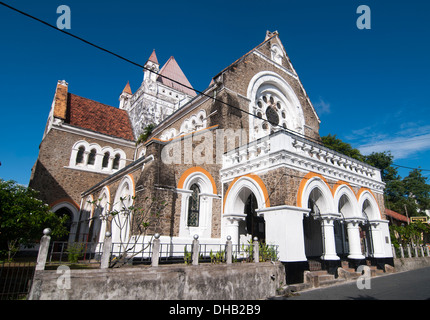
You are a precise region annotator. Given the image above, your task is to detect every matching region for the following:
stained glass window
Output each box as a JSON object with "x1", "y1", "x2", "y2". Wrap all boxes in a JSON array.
[{"x1": 187, "y1": 184, "x2": 200, "y2": 227}]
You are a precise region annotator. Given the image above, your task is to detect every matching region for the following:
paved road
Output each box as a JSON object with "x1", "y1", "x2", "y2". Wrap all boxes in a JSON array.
[{"x1": 275, "y1": 266, "x2": 430, "y2": 300}]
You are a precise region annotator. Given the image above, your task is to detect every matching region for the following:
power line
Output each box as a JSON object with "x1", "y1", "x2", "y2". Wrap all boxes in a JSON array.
[
  {"x1": 0, "y1": 1, "x2": 323, "y2": 146},
  {"x1": 1, "y1": 2, "x2": 429, "y2": 175}
]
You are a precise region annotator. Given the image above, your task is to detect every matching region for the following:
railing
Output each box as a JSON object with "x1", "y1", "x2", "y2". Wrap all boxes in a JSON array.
[
  {"x1": 392, "y1": 243, "x2": 430, "y2": 259},
  {"x1": 36, "y1": 229, "x2": 279, "y2": 270},
  {"x1": 0, "y1": 261, "x2": 36, "y2": 300},
  {"x1": 45, "y1": 241, "x2": 103, "y2": 267}
]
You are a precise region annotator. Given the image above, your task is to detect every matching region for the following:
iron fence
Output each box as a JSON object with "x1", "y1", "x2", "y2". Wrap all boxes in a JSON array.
[
  {"x1": 0, "y1": 261, "x2": 35, "y2": 300},
  {"x1": 46, "y1": 241, "x2": 103, "y2": 267},
  {"x1": 108, "y1": 241, "x2": 279, "y2": 265}
]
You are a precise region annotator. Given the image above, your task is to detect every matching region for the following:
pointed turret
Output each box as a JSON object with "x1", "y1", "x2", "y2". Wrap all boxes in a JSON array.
[
  {"x1": 147, "y1": 49, "x2": 158, "y2": 64},
  {"x1": 144, "y1": 50, "x2": 160, "y2": 83},
  {"x1": 119, "y1": 81, "x2": 132, "y2": 110},
  {"x1": 122, "y1": 81, "x2": 132, "y2": 95}
]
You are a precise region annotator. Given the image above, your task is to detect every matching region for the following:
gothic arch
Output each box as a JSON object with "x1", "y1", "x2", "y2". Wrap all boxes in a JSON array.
[
  {"x1": 333, "y1": 183, "x2": 359, "y2": 219},
  {"x1": 177, "y1": 167, "x2": 217, "y2": 239},
  {"x1": 357, "y1": 189, "x2": 381, "y2": 221},
  {"x1": 111, "y1": 175, "x2": 135, "y2": 244},
  {"x1": 299, "y1": 175, "x2": 335, "y2": 214},
  {"x1": 246, "y1": 71, "x2": 304, "y2": 141}
]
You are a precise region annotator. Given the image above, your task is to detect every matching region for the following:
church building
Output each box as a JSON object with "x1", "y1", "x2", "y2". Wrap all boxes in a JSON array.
[{"x1": 30, "y1": 31, "x2": 393, "y2": 283}]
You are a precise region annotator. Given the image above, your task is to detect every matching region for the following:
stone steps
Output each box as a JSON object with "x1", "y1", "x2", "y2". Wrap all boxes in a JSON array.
[{"x1": 274, "y1": 260, "x2": 392, "y2": 298}]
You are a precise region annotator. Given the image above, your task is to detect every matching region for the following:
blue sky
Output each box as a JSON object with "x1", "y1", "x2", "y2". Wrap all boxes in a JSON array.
[{"x1": 1, "y1": 0, "x2": 429, "y2": 186}]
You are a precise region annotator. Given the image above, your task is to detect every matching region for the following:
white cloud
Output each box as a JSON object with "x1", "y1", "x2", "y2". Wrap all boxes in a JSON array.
[
  {"x1": 358, "y1": 133, "x2": 430, "y2": 159},
  {"x1": 314, "y1": 97, "x2": 331, "y2": 115}
]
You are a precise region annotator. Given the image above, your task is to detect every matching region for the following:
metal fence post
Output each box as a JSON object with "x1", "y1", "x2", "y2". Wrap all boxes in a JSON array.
[
  {"x1": 226, "y1": 236, "x2": 232, "y2": 264},
  {"x1": 100, "y1": 232, "x2": 112, "y2": 269},
  {"x1": 35, "y1": 228, "x2": 51, "y2": 271},
  {"x1": 152, "y1": 233, "x2": 161, "y2": 267},
  {"x1": 192, "y1": 235, "x2": 200, "y2": 266},
  {"x1": 253, "y1": 237, "x2": 259, "y2": 263}
]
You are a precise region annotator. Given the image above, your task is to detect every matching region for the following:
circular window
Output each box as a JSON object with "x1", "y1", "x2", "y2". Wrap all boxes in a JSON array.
[{"x1": 266, "y1": 106, "x2": 279, "y2": 126}]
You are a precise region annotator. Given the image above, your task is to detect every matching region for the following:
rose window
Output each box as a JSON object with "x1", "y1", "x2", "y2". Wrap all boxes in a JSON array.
[{"x1": 254, "y1": 93, "x2": 287, "y2": 134}]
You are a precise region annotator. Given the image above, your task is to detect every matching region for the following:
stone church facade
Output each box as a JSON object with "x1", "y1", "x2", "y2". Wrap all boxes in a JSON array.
[{"x1": 30, "y1": 31, "x2": 393, "y2": 281}]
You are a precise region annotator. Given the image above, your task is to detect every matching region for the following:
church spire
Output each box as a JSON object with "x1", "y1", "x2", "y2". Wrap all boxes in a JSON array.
[
  {"x1": 119, "y1": 81, "x2": 132, "y2": 110},
  {"x1": 147, "y1": 49, "x2": 158, "y2": 64},
  {"x1": 144, "y1": 49, "x2": 160, "y2": 83},
  {"x1": 122, "y1": 81, "x2": 132, "y2": 95}
]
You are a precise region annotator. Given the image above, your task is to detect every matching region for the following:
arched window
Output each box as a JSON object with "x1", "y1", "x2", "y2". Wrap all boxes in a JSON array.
[
  {"x1": 112, "y1": 154, "x2": 120, "y2": 170},
  {"x1": 102, "y1": 152, "x2": 110, "y2": 168},
  {"x1": 187, "y1": 184, "x2": 200, "y2": 227},
  {"x1": 76, "y1": 146, "x2": 85, "y2": 165},
  {"x1": 87, "y1": 149, "x2": 96, "y2": 166}
]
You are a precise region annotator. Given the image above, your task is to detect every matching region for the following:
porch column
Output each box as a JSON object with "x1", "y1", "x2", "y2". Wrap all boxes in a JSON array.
[
  {"x1": 223, "y1": 213, "x2": 246, "y2": 246},
  {"x1": 319, "y1": 213, "x2": 341, "y2": 261},
  {"x1": 369, "y1": 219, "x2": 392, "y2": 258},
  {"x1": 257, "y1": 205, "x2": 309, "y2": 262},
  {"x1": 344, "y1": 218, "x2": 365, "y2": 260}
]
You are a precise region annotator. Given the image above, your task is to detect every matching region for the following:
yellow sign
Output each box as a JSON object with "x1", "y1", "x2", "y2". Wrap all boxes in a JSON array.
[{"x1": 410, "y1": 216, "x2": 429, "y2": 223}]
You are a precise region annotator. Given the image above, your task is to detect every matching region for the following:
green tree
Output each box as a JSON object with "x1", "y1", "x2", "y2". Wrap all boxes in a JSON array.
[
  {"x1": 402, "y1": 169, "x2": 430, "y2": 217},
  {"x1": 321, "y1": 134, "x2": 364, "y2": 162},
  {"x1": 0, "y1": 179, "x2": 68, "y2": 261},
  {"x1": 136, "y1": 123, "x2": 156, "y2": 146}
]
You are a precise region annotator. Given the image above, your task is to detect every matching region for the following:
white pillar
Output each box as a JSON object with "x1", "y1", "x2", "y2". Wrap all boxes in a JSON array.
[
  {"x1": 257, "y1": 205, "x2": 309, "y2": 262},
  {"x1": 345, "y1": 218, "x2": 365, "y2": 260},
  {"x1": 320, "y1": 214, "x2": 340, "y2": 261},
  {"x1": 368, "y1": 220, "x2": 389, "y2": 258},
  {"x1": 223, "y1": 214, "x2": 246, "y2": 246}
]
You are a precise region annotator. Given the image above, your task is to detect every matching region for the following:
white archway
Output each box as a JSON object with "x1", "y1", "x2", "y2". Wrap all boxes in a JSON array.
[
  {"x1": 51, "y1": 201, "x2": 79, "y2": 242},
  {"x1": 111, "y1": 175, "x2": 135, "y2": 244},
  {"x1": 178, "y1": 170, "x2": 216, "y2": 239},
  {"x1": 223, "y1": 176, "x2": 268, "y2": 245}
]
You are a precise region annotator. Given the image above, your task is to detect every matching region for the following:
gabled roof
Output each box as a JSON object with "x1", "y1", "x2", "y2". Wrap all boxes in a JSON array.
[
  {"x1": 385, "y1": 208, "x2": 409, "y2": 223},
  {"x1": 157, "y1": 56, "x2": 196, "y2": 97},
  {"x1": 66, "y1": 93, "x2": 134, "y2": 141}
]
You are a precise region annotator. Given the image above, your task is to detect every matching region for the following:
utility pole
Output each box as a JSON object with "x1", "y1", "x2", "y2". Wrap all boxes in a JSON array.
[{"x1": 404, "y1": 204, "x2": 410, "y2": 225}]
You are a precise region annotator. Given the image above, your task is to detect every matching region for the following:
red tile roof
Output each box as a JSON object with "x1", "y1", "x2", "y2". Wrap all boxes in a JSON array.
[
  {"x1": 385, "y1": 208, "x2": 409, "y2": 223},
  {"x1": 66, "y1": 93, "x2": 134, "y2": 141},
  {"x1": 157, "y1": 56, "x2": 196, "y2": 97}
]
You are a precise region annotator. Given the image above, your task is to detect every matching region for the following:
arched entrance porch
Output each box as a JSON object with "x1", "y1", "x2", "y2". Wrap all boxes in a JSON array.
[{"x1": 223, "y1": 175, "x2": 269, "y2": 245}]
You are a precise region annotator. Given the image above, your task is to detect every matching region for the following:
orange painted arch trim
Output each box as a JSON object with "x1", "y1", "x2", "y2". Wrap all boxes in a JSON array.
[
  {"x1": 49, "y1": 198, "x2": 80, "y2": 211},
  {"x1": 332, "y1": 180, "x2": 354, "y2": 197},
  {"x1": 177, "y1": 166, "x2": 217, "y2": 194},
  {"x1": 296, "y1": 172, "x2": 331, "y2": 208},
  {"x1": 223, "y1": 173, "x2": 271, "y2": 212}
]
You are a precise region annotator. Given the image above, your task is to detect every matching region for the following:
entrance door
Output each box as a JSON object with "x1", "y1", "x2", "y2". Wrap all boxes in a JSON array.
[{"x1": 244, "y1": 193, "x2": 265, "y2": 242}]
